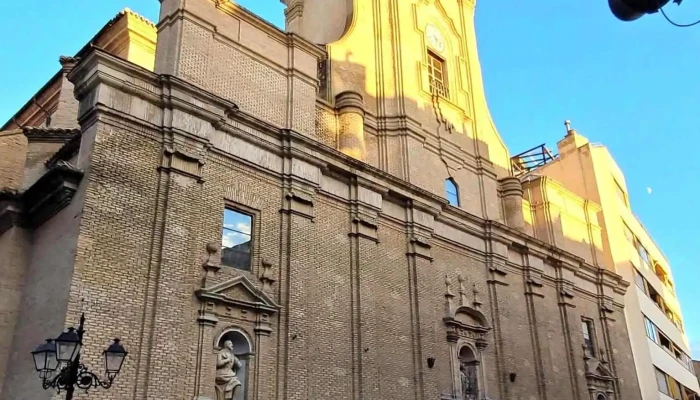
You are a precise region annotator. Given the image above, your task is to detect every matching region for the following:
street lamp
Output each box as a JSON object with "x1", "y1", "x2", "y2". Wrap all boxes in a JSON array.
[{"x1": 30, "y1": 313, "x2": 128, "y2": 400}]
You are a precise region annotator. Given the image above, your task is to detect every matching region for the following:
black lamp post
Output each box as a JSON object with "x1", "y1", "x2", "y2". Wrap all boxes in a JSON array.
[{"x1": 30, "y1": 313, "x2": 128, "y2": 400}]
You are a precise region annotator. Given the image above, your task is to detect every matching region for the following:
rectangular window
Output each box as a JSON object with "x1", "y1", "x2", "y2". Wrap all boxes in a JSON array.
[
  {"x1": 638, "y1": 243, "x2": 650, "y2": 269},
  {"x1": 668, "y1": 376, "x2": 682, "y2": 400},
  {"x1": 644, "y1": 316, "x2": 658, "y2": 343},
  {"x1": 659, "y1": 332, "x2": 672, "y2": 352},
  {"x1": 656, "y1": 368, "x2": 670, "y2": 395},
  {"x1": 221, "y1": 208, "x2": 253, "y2": 270},
  {"x1": 427, "y1": 51, "x2": 449, "y2": 98},
  {"x1": 623, "y1": 223, "x2": 634, "y2": 244},
  {"x1": 634, "y1": 270, "x2": 647, "y2": 293},
  {"x1": 582, "y1": 319, "x2": 596, "y2": 356},
  {"x1": 614, "y1": 178, "x2": 628, "y2": 207}
]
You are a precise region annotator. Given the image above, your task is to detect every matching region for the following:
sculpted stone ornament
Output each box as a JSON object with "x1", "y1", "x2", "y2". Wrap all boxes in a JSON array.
[{"x1": 215, "y1": 340, "x2": 243, "y2": 400}]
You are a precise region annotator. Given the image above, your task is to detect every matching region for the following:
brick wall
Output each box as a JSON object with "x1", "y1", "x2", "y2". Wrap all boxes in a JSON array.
[
  {"x1": 35, "y1": 47, "x2": 641, "y2": 400},
  {"x1": 0, "y1": 131, "x2": 27, "y2": 190}
]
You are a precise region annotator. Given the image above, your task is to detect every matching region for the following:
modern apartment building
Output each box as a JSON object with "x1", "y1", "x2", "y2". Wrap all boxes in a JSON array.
[{"x1": 518, "y1": 123, "x2": 699, "y2": 400}]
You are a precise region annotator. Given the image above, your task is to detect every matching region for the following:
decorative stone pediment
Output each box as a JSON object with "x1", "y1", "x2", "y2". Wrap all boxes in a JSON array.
[
  {"x1": 444, "y1": 306, "x2": 491, "y2": 344},
  {"x1": 585, "y1": 358, "x2": 615, "y2": 382},
  {"x1": 196, "y1": 275, "x2": 279, "y2": 314}
]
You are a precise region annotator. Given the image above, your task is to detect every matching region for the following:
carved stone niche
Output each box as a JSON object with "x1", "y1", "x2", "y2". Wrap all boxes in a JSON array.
[
  {"x1": 442, "y1": 305, "x2": 492, "y2": 400},
  {"x1": 193, "y1": 276, "x2": 279, "y2": 400}
]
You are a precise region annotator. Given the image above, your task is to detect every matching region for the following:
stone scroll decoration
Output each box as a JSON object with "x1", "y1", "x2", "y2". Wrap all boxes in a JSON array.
[
  {"x1": 442, "y1": 272, "x2": 492, "y2": 400},
  {"x1": 193, "y1": 244, "x2": 280, "y2": 400}
]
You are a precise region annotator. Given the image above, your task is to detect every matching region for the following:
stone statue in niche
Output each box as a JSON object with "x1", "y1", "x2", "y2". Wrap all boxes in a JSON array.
[{"x1": 215, "y1": 340, "x2": 243, "y2": 400}]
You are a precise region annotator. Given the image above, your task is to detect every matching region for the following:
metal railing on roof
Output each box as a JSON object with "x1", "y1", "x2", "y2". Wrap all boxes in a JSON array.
[{"x1": 510, "y1": 144, "x2": 557, "y2": 177}]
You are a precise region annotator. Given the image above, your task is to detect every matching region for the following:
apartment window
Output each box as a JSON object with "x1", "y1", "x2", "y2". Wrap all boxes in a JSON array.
[
  {"x1": 428, "y1": 51, "x2": 449, "y2": 98},
  {"x1": 623, "y1": 223, "x2": 634, "y2": 244},
  {"x1": 614, "y1": 178, "x2": 628, "y2": 207},
  {"x1": 669, "y1": 377, "x2": 682, "y2": 400},
  {"x1": 221, "y1": 208, "x2": 253, "y2": 270},
  {"x1": 637, "y1": 242, "x2": 650, "y2": 270},
  {"x1": 656, "y1": 368, "x2": 670, "y2": 396},
  {"x1": 655, "y1": 262, "x2": 668, "y2": 283},
  {"x1": 656, "y1": 368, "x2": 699, "y2": 400},
  {"x1": 634, "y1": 270, "x2": 647, "y2": 293},
  {"x1": 445, "y1": 178, "x2": 460, "y2": 206},
  {"x1": 659, "y1": 332, "x2": 672, "y2": 352},
  {"x1": 582, "y1": 319, "x2": 596, "y2": 356},
  {"x1": 644, "y1": 316, "x2": 658, "y2": 343}
]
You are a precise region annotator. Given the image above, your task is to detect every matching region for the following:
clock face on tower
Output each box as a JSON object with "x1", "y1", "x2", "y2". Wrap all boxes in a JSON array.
[{"x1": 426, "y1": 25, "x2": 445, "y2": 53}]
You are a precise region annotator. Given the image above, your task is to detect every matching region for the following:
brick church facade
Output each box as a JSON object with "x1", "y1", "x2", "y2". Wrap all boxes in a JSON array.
[{"x1": 0, "y1": 1, "x2": 642, "y2": 399}]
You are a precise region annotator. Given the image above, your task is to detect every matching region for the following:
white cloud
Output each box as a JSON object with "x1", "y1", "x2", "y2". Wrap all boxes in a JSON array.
[
  {"x1": 222, "y1": 231, "x2": 250, "y2": 249},
  {"x1": 646, "y1": 187, "x2": 652, "y2": 194},
  {"x1": 236, "y1": 222, "x2": 251, "y2": 234}
]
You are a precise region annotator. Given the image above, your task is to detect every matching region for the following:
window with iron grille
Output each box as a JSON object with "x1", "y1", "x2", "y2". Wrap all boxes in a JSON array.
[{"x1": 428, "y1": 51, "x2": 449, "y2": 98}]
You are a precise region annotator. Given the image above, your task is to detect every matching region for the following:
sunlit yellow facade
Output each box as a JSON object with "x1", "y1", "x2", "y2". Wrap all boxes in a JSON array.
[{"x1": 526, "y1": 125, "x2": 698, "y2": 400}]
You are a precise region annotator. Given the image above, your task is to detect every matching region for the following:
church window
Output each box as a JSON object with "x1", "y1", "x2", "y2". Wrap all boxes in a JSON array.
[
  {"x1": 222, "y1": 208, "x2": 253, "y2": 270},
  {"x1": 428, "y1": 51, "x2": 449, "y2": 98},
  {"x1": 582, "y1": 319, "x2": 596, "y2": 356},
  {"x1": 445, "y1": 178, "x2": 460, "y2": 206}
]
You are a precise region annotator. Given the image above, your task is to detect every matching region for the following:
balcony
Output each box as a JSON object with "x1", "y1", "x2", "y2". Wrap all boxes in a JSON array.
[
  {"x1": 649, "y1": 338, "x2": 700, "y2": 393},
  {"x1": 638, "y1": 287, "x2": 688, "y2": 351}
]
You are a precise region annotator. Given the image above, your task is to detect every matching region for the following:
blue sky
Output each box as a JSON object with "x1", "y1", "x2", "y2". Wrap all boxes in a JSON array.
[{"x1": 1, "y1": 0, "x2": 698, "y2": 356}]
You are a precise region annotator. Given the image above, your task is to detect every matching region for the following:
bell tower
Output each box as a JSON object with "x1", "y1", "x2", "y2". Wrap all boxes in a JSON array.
[
  {"x1": 283, "y1": 0, "x2": 510, "y2": 220},
  {"x1": 284, "y1": 0, "x2": 509, "y2": 178}
]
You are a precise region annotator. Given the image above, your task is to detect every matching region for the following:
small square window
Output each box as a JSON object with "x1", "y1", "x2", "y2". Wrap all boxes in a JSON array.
[{"x1": 221, "y1": 208, "x2": 253, "y2": 270}]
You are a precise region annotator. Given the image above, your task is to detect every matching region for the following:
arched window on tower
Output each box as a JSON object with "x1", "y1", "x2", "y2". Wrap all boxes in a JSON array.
[{"x1": 445, "y1": 178, "x2": 460, "y2": 206}]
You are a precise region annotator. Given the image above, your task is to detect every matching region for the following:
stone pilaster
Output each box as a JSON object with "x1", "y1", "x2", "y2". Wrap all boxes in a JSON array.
[
  {"x1": 348, "y1": 177, "x2": 384, "y2": 400},
  {"x1": 277, "y1": 136, "x2": 321, "y2": 400},
  {"x1": 405, "y1": 201, "x2": 437, "y2": 399}
]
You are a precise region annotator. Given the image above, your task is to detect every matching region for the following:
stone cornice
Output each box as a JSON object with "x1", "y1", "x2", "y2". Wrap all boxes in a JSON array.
[
  {"x1": 45, "y1": 131, "x2": 82, "y2": 167},
  {"x1": 0, "y1": 164, "x2": 83, "y2": 232},
  {"x1": 23, "y1": 164, "x2": 83, "y2": 228}
]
